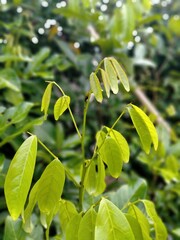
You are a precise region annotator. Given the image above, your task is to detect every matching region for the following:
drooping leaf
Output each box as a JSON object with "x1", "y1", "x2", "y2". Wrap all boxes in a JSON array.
[
  {"x1": 110, "y1": 57, "x2": 130, "y2": 92},
  {"x1": 128, "y1": 204, "x2": 151, "y2": 240},
  {"x1": 141, "y1": 200, "x2": 168, "y2": 240},
  {"x1": 4, "y1": 216, "x2": 26, "y2": 240},
  {"x1": 41, "y1": 82, "x2": 53, "y2": 118},
  {"x1": 100, "y1": 68, "x2": 110, "y2": 98},
  {"x1": 106, "y1": 127, "x2": 130, "y2": 163},
  {"x1": 84, "y1": 160, "x2": 97, "y2": 195},
  {"x1": 90, "y1": 72, "x2": 103, "y2": 103},
  {"x1": 99, "y1": 136, "x2": 123, "y2": 178},
  {"x1": 4, "y1": 135, "x2": 37, "y2": 220},
  {"x1": 54, "y1": 95, "x2": 70, "y2": 120},
  {"x1": 95, "y1": 198, "x2": 135, "y2": 240},
  {"x1": 127, "y1": 104, "x2": 158, "y2": 154},
  {"x1": 37, "y1": 159, "x2": 65, "y2": 214},
  {"x1": 79, "y1": 207, "x2": 97, "y2": 240},
  {"x1": 104, "y1": 58, "x2": 118, "y2": 94},
  {"x1": 59, "y1": 199, "x2": 78, "y2": 233},
  {"x1": 66, "y1": 213, "x2": 82, "y2": 240}
]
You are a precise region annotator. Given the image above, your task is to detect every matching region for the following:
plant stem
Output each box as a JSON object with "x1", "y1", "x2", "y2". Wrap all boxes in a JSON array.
[
  {"x1": 78, "y1": 92, "x2": 91, "y2": 211},
  {"x1": 52, "y1": 81, "x2": 82, "y2": 139}
]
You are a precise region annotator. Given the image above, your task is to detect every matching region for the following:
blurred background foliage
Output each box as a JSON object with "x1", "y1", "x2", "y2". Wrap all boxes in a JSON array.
[{"x1": 0, "y1": 0, "x2": 180, "y2": 239}]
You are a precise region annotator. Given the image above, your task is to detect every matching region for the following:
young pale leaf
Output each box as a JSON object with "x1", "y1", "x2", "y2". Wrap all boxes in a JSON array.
[
  {"x1": 4, "y1": 135, "x2": 37, "y2": 220},
  {"x1": 84, "y1": 161, "x2": 97, "y2": 195},
  {"x1": 104, "y1": 58, "x2": 118, "y2": 94},
  {"x1": 110, "y1": 57, "x2": 130, "y2": 92},
  {"x1": 128, "y1": 204, "x2": 151, "y2": 240},
  {"x1": 141, "y1": 200, "x2": 168, "y2": 240},
  {"x1": 100, "y1": 68, "x2": 110, "y2": 98},
  {"x1": 127, "y1": 104, "x2": 158, "y2": 154},
  {"x1": 95, "y1": 198, "x2": 135, "y2": 240},
  {"x1": 59, "y1": 199, "x2": 78, "y2": 233},
  {"x1": 99, "y1": 137, "x2": 123, "y2": 178},
  {"x1": 95, "y1": 157, "x2": 106, "y2": 196},
  {"x1": 106, "y1": 127, "x2": 130, "y2": 163},
  {"x1": 37, "y1": 159, "x2": 65, "y2": 214},
  {"x1": 90, "y1": 72, "x2": 103, "y2": 103},
  {"x1": 4, "y1": 216, "x2": 26, "y2": 240},
  {"x1": 54, "y1": 95, "x2": 70, "y2": 120},
  {"x1": 41, "y1": 82, "x2": 53, "y2": 118},
  {"x1": 66, "y1": 213, "x2": 82, "y2": 240},
  {"x1": 79, "y1": 207, "x2": 97, "y2": 240}
]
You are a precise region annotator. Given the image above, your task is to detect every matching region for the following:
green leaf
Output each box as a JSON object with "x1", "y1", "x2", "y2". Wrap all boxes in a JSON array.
[
  {"x1": 4, "y1": 135, "x2": 37, "y2": 220},
  {"x1": 11, "y1": 102, "x2": 34, "y2": 124},
  {"x1": 79, "y1": 207, "x2": 97, "y2": 240},
  {"x1": 0, "y1": 69, "x2": 21, "y2": 92},
  {"x1": 59, "y1": 199, "x2": 78, "y2": 233},
  {"x1": 90, "y1": 72, "x2": 103, "y2": 103},
  {"x1": 66, "y1": 213, "x2": 82, "y2": 240},
  {"x1": 125, "y1": 214, "x2": 144, "y2": 240},
  {"x1": 95, "y1": 198, "x2": 135, "y2": 240},
  {"x1": 127, "y1": 104, "x2": 158, "y2": 154},
  {"x1": 104, "y1": 58, "x2": 118, "y2": 94},
  {"x1": 41, "y1": 82, "x2": 53, "y2": 118},
  {"x1": 106, "y1": 127, "x2": 130, "y2": 163},
  {"x1": 4, "y1": 216, "x2": 26, "y2": 240},
  {"x1": 84, "y1": 157, "x2": 106, "y2": 196},
  {"x1": 128, "y1": 204, "x2": 151, "y2": 240},
  {"x1": 54, "y1": 95, "x2": 70, "y2": 120},
  {"x1": 141, "y1": 200, "x2": 168, "y2": 240},
  {"x1": 100, "y1": 68, "x2": 110, "y2": 98},
  {"x1": 99, "y1": 137, "x2": 123, "y2": 178},
  {"x1": 23, "y1": 181, "x2": 40, "y2": 233},
  {"x1": 37, "y1": 159, "x2": 65, "y2": 214},
  {"x1": 110, "y1": 57, "x2": 130, "y2": 92}
]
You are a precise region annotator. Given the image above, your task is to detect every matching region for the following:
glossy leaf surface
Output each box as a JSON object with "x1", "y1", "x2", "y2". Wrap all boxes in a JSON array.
[
  {"x1": 54, "y1": 95, "x2": 70, "y2": 120},
  {"x1": 5, "y1": 135, "x2": 37, "y2": 220}
]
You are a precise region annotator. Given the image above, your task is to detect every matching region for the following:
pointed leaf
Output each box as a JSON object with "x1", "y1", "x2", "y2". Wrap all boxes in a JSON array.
[
  {"x1": 95, "y1": 198, "x2": 135, "y2": 240},
  {"x1": 5, "y1": 136, "x2": 37, "y2": 220},
  {"x1": 59, "y1": 199, "x2": 78, "y2": 232},
  {"x1": 90, "y1": 72, "x2": 103, "y2": 103},
  {"x1": 79, "y1": 207, "x2": 97, "y2": 240},
  {"x1": 104, "y1": 58, "x2": 118, "y2": 94},
  {"x1": 141, "y1": 200, "x2": 168, "y2": 240},
  {"x1": 66, "y1": 213, "x2": 82, "y2": 240},
  {"x1": 37, "y1": 159, "x2": 65, "y2": 214},
  {"x1": 127, "y1": 104, "x2": 158, "y2": 154},
  {"x1": 100, "y1": 68, "x2": 110, "y2": 98},
  {"x1": 99, "y1": 137, "x2": 123, "y2": 178},
  {"x1": 110, "y1": 57, "x2": 130, "y2": 92},
  {"x1": 54, "y1": 95, "x2": 70, "y2": 120},
  {"x1": 41, "y1": 82, "x2": 53, "y2": 118},
  {"x1": 106, "y1": 127, "x2": 130, "y2": 163},
  {"x1": 125, "y1": 214, "x2": 144, "y2": 240}
]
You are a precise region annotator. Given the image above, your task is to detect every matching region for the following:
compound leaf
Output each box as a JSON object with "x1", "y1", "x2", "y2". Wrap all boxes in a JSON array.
[
  {"x1": 90, "y1": 72, "x2": 103, "y2": 103},
  {"x1": 104, "y1": 58, "x2": 118, "y2": 94},
  {"x1": 41, "y1": 82, "x2": 53, "y2": 118}
]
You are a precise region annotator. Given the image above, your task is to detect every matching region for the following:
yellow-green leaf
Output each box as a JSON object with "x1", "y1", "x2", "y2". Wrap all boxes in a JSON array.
[
  {"x1": 110, "y1": 57, "x2": 130, "y2": 92},
  {"x1": 37, "y1": 159, "x2": 65, "y2": 214},
  {"x1": 104, "y1": 58, "x2": 118, "y2": 94},
  {"x1": 90, "y1": 72, "x2": 103, "y2": 103},
  {"x1": 54, "y1": 95, "x2": 70, "y2": 120},
  {"x1": 106, "y1": 127, "x2": 130, "y2": 163},
  {"x1": 66, "y1": 213, "x2": 82, "y2": 240},
  {"x1": 4, "y1": 136, "x2": 37, "y2": 220},
  {"x1": 100, "y1": 68, "x2": 110, "y2": 98},
  {"x1": 127, "y1": 104, "x2": 158, "y2": 154},
  {"x1": 95, "y1": 198, "x2": 135, "y2": 240},
  {"x1": 41, "y1": 82, "x2": 53, "y2": 118}
]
